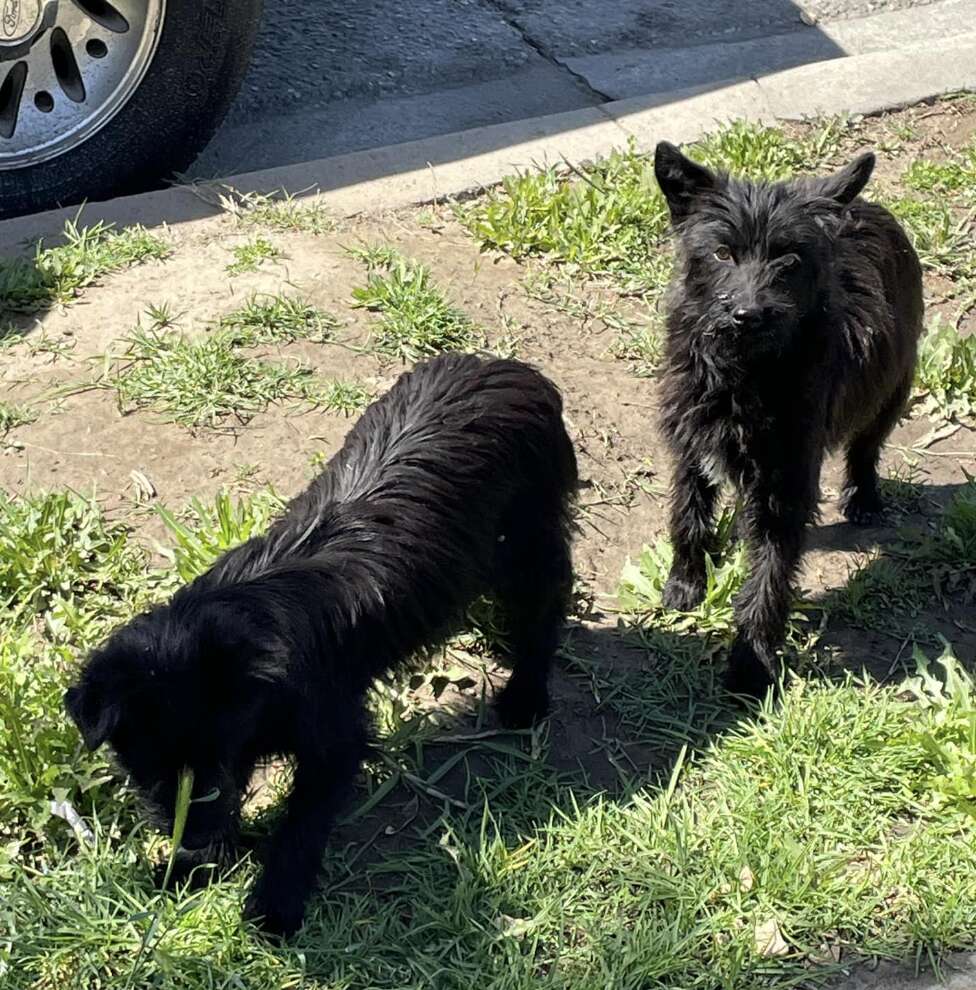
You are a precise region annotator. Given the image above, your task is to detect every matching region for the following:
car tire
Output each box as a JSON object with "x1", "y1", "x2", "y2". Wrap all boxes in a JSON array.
[{"x1": 0, "y1": 0, "x2": 263, "y2": 220}]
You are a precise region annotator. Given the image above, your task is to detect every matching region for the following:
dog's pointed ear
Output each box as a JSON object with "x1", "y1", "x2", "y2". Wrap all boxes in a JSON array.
[
  {"x1": 64, "y1": 682, "x2": 119, "y2": 751},
  {"x1": 815, "y1": 152, "x2": 875, "y2": 205},
  {"x1": 654, "y1": 141, "x2": 717, "y2": 223}
]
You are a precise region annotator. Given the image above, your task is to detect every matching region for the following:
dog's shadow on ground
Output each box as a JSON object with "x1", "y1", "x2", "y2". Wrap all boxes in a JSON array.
[
  {"x1": 805, "y1": 479, "x2": 976, "y2": 683},
  {"x1": 192, "y1": 476, "x2": 974, "y2": 973}
]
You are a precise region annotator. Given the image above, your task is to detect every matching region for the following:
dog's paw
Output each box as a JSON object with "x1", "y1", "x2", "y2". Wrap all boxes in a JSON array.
[
  {"x1": 153, "y1": 850, "x2": 217, "y2": 891},
  {"x1": 841, "y1": 488, "x2": 887, "y2": 527},
  {"x1": 244, "y1": 887, "x2": 306, "y2": 939},
  {"x1": 662, "y1": 573, "x2": 705, "y2": 612},
  {"x1": 725, "y1": 639, "x2": 777, "y2": 701},
  {"x1": 495, "y1": 678, "x2": 549, "y2": 730}
]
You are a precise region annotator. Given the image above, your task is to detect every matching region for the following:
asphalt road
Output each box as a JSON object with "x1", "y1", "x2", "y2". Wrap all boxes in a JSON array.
[{"x1": 190, "y1": 0, "x2": 947, "y2": 179}]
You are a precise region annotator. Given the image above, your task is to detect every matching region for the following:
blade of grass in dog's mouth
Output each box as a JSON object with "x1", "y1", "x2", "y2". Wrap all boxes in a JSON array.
[{"x1": 160, "y1": 768, "x2": 194, "y2": 891}]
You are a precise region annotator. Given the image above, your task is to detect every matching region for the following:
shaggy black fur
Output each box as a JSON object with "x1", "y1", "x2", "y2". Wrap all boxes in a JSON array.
[
  {"x1": 653, "y1": 141, "x2": 923, "y2": 697},
  {"x1": 64, "y1": 353, "x2": 577, "y2": 936}
]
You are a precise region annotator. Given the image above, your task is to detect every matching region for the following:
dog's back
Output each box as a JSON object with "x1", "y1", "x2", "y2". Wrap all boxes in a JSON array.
[
  {"x1": 266, "y1": 352, "x2": 575, "y2": 559},
  {"x1": 827, "y1": 199, "x2": 924, "y2": 447},
  {"x1": 195, "y1": 354, "x2": 577, "y2": 651},
  {"x1": 304, "y1": 352, "x2": 576, "y2": 518}
]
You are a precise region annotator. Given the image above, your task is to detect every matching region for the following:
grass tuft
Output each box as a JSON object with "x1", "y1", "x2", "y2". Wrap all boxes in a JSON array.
[
  {"x1": 311, "y1": 378, "x2": 373, "y2": 416},
  {"x1": 350, "y1": 247, "x2": 479, "y2": 360},
  {"x1": 0, "y1": 490, "x2": 154, "y2": 840},
  {"x1": 0, "y1": 488, "x2": 149, "y2": 623},
  {"x1": 689, "y1": 117, "x2": 846, "y2": 181},
  {"x1": 879, "y1": 196, "x2": 972, "y2": 277},
  {"x1": 0, "y1": 401, "x2": 36, "y2": 435},
  {"x1": 618, "y1": 505, "x2": 746, "y2": 637},
  {"x1": 223, "y1": 189, "x2": 336, "y2": 235},
  {"x1": 225, "y1": 237, "x2": 281, "y2": 276},
  {"x1": 914, "y1": 315, "x2": 976, "y2": 421},
  {"x1": 217, "y1": 293, "x2": 339, "y2": 346},
  {"x1": 459, "y1": 142, "x2": 670, "y2": 292},
  {"x1": 0, "y1": 220, "x2": 168, "y2": 313},
  {"x1": 460, "y1": 121, "x2": 846, "y2": 294},
  {"x1": 103, "y1": 317, "x2": 320, "y2": 428},
  {"x1": 156, "y1": 488, "x2": 285, "y2": 583}
]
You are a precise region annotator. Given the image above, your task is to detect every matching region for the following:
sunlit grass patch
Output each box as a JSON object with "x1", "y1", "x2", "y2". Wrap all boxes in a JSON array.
[
  {"x1": 225, "y1": 237, "x2": 281, "y2": 276},
  {"x1": 217, "y1": 293, "x2": 339, "y2": 346},
  {"x1": 914, "y1": 315, "x2": 976, "y2": 422},
  {"x1": 104, "y1": 321, "x2": 319, "y2": 429},
  {"x1": 0, "y1": 220, "x2": 169, "y2": 314},
  {"x1": 350, "y1": 247, "x2": 479, "y2": 360}
]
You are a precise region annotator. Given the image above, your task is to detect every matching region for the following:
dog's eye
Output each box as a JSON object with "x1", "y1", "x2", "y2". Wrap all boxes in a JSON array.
[
  {"x1": 714, "y1": 246, "x2": 733, "y2": 263},
  {"x1": 777, "y1": 253, "x2": 800, "y2": 269}
]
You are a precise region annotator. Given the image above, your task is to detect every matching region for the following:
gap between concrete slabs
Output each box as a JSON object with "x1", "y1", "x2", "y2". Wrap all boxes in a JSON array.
[{"x1": 1, "y1": 31, "x2": 975, "y2": 253}]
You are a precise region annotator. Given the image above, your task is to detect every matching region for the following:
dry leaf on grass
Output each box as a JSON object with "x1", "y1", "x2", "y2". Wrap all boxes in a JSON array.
[{"x1": 753, "y1": 917, "x2": 790, "y2": 957}]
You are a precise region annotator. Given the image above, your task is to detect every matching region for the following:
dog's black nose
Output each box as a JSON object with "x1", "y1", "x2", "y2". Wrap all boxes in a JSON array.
[{"x1": 731, "y1": 306, "x2": 762, "y2": 328}]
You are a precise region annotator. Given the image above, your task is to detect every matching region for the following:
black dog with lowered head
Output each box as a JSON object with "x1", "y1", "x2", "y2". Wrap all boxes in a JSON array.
[
  {"x1": 653, "y1": 141, "x2": 923, "y2": 696},
  {"x1": 65, "y1": 353, "x2": 577, "y2": 936}
]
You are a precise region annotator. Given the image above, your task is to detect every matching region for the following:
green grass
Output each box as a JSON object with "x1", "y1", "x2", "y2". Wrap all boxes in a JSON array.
[
  {"x1": 459, "y1": 120, "x2": 845, "y2": 294},
  {"x1": 825, "y1": 478, "x2": 976, "y2": 636},
  {"x1": 914, "y1": 315, "x2": 976, "y2": 421},
  {"x1": 156, "y1": 488, "x2": 286, "y2": 583},
  {"x1": 0, "y1": 488, "x2": 151, "y2": 623},
  {"x1": 904, "y1": 158, "x2": 976, "y2": 196},
  {"x1": 903, "y1": 137, "x2": 976, "y2": 198},
  {"x1": 217, "y1": 293, "x2": 339, "y2": 346},
  {"x1": 4, "y1": 106, "x2": 976, "y2": 989},
  {"x1": 5, "y1": 638, "x2": 976, "y2": 987},
  {"x1": 0, "y1": 220, "x2": 169, "y2": 314},
  {"x1": 224, "y1": 189, "x2": 336, "y2": 235},
  {"x1": 459, "y1": 142, "x2": 671, "y2": 292},
  {"x1": 0, "y1": 489, "x2": 157, "y2": 843},
  {"x1": 880, "y1": 196, "x2": 973, "y2": 278},
  {"x1": 310, "y1": 378, "x2": 373, "y2": 416},
  {"x1": 1, "y1": 467, "x2": 975, "y2": 987},
  {"x1": 351, "y1": 247, "x2": 479, "y2": 360},
  {"x1": 618, "y1": 480, "x2": 976, "y2": 648},
  {"x1": 225, "y1": 237, "x2": 281, "y2": 275},
  {"x1": 95, "y1": 301, "x2": 348, "y2": 428},
  {"x1": 618, "y1": 505, "x2": 746, "y2": 638},
  {"x1": 887, "y1": 133, "x2": 976, "y2": 279},
  {"x1": 611, "y1": 321, "x2": 664, "y2": 377},
  {"x1": 688, "y1": 117, "x2": 846, "y2": 181},
  {"x1": 103, "y1": 318, "x2": 321, "y2": 429},
  {"x1": 0, "y1": 401, "x2": 36, "y2": 434}
]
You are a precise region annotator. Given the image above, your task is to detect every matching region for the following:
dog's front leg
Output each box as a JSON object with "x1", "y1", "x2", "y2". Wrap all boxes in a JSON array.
[
  {"x1": 728, "y1": 460, "x2": 819, "y2": 697},
  {"x1": 663, "y1": 455, "x2": 720, "y2": 611},
  {"x1": 245, "y1": 748, "x2": 359, "y2": 937}
]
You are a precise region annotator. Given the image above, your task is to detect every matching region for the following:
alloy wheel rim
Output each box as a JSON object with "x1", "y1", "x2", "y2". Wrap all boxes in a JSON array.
[{"x1": 0, "y1": 0, "x2": 165, "y2": 170}]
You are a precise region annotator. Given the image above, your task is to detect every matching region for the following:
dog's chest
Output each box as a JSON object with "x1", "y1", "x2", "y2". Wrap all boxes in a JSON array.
[{"x1": 688, "y1": 393, "x2": 765, "y2": 488}]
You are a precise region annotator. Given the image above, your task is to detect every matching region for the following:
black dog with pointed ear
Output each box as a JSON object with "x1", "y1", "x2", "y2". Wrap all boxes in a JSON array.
[
  {"x1": 653, "y1": 141, "x2": 923, "y2": 696},
  {"x1": 65, "y1": 352, "x2": 577, "y2": 937}
]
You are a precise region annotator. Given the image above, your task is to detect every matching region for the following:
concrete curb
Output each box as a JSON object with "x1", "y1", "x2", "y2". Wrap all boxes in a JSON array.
[{"x1": 1, "y1": 32, "x2": 975, "y2": 253}]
